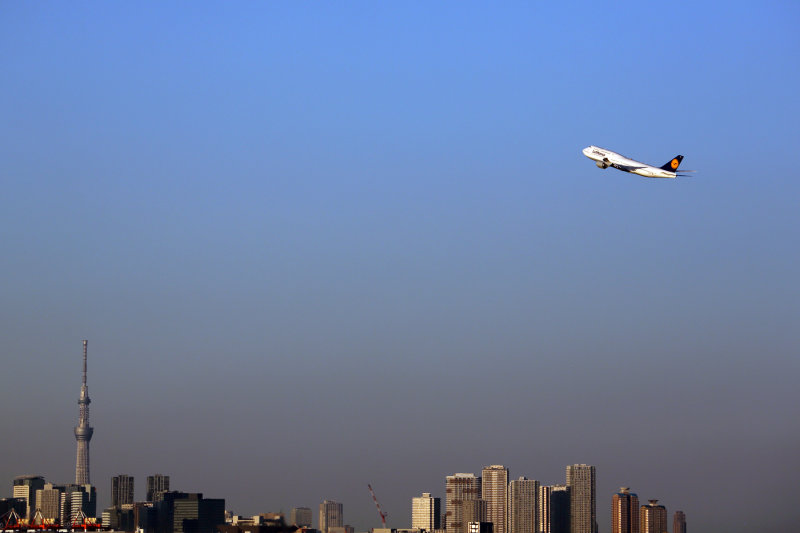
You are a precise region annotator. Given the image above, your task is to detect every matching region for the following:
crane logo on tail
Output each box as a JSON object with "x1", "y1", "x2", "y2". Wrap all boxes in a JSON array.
[{"x1": 670, "y1": 158, "x2": 679, "y2": 169}]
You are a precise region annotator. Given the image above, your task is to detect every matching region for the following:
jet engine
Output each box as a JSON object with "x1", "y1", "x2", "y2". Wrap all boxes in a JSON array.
[{"x1": 596, "y1": 161, "x2": 609, "y2": 169}]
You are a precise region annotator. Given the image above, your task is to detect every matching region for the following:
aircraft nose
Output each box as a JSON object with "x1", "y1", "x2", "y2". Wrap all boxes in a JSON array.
[{"x1": 582, "y1": 146, "x2": 592, "y2": 156}]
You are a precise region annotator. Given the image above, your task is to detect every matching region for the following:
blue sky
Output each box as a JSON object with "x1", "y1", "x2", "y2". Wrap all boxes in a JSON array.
[{"x1": 1, "y1": 3, "x2": 799, "y2": 532}]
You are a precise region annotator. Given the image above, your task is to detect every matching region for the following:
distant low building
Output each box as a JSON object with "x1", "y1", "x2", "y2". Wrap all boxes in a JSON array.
[
  {"x1": 319, "y1": 501, "x2": 343, "y2": 533},
  {"x1": 134, "y1": 501, "x2": 158, "y2": 533},
  {"x1": 673, "y1": 511, "x2": 686, "y2": 533},
  {"x1": 291, "y1": 508, "x2": 313, "y2": 528},
  {"x1": 156, "y1": 492, "x2": 224, "y2": 533},
  {"x1": 327, "y1": 526, "x2": 353, "y2": 533},
  {"x1": 412, "y1": 493, "x2": 440, "y2": 531},
  {"x1": 231, "y1": 514, "x2": 287, "y2": 527},
  {"x1": 13, "y1": 475, "x2": 45, "y2": 519},
  {"x1": 0, "y1": 498, "x2": 27, "y2": 518},
  {"x1": 217, "y1": 515, "x2": 298, "y2": 533},
  {"x1": 468, "y1": 522, "x2": 493, "y2": 533},
  {"x1": 36, "y1": 484, "x2": 64, "y2": 521}
]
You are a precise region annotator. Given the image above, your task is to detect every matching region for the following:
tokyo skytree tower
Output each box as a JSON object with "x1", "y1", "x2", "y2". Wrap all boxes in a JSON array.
[{"x1": 74, "y1": 340, "x2": 94, "y2": 485}]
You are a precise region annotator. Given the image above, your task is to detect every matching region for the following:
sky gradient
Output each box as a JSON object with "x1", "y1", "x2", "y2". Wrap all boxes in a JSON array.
[{"x1": 1, "y1": 3, "x2": 799, "y2": 533}]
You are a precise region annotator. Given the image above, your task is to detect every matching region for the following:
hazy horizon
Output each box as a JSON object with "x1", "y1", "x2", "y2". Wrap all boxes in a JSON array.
[{"x1": 2, "y1": 3, "x2": 798, "y2": 532}]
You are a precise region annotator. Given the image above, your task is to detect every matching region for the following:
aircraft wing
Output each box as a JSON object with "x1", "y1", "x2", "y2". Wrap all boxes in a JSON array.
[
  {"x1": 610, "y1": 161, "x2": 646, "y2": 172},
  {"x1": 599, "y1": 157, "x2": 643, "y2": 172}
]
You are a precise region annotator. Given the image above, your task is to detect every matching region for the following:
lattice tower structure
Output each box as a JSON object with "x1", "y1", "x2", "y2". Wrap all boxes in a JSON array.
[{"x1": 74, "y1": 340, "x2": 94, "y2": 485}]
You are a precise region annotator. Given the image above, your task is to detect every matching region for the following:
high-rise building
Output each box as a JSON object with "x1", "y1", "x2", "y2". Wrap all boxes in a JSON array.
[
  {"x1": 69, "y1": 484, "x2": 97, "y2": 520},
  {"x1": 412, "y1": 493, "x2": 441, "y2": 531},
  {"x1": 13, "y1": 475, "x2": 45, "y2": 519},
  {"x1": 481, "y1": 466, "x2": 509, "y2": 533},
  {"x1": 60, "y1": 485, "x2": 80, "y2": 524},
  {"x1": 537, "y1": 486, "x2": 551, "y2": 533},
  {"x1": 146, "y1": 475, "x2": 170, "y2": 502},
  {"x1": 611, "y1": 488, "x2": 638, "y2": 533},
  {"x1": 640, "y1": 500, "x2": 667, "y2": 533},
  {"x1": 36, "y1": 484, "x2": 64, "y2": 520},
  {"x1": 508, "y1": 477, "x2": 538, "y2": 533},
  {"x1": 566, "y1": 465, "x2": 595, "y2": 533},
  {"x1": 462, "y1": 499, "x2": 488, "y2": 527},
  {"x1": 673, "y1": 511, "x2": 686, "y2": 533},
  {"x1": 319, "y1": 500, "x2": 343, "y2": 533},
  {"x1": 549, "y1": 486, "x2": 569, "y2": 533},
  {"x1": 74, "y1": 340, "x2": 94, "y2": 485},
  {"x1": 445, "y1": 473, "x2": 481, "y2": 533},
  {"x1": 112, "y1": 475, "x2": 135, "y2": 508},
  {"x1": 291, "y1": 507, "x2": 313, "y2": 528}
]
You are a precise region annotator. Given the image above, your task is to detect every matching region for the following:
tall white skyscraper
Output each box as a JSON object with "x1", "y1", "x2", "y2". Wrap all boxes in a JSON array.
[
  {"x1": 445, "y1": 473, "x2": 481, "y2": 533},
  {"x1": 412, "y1": 492, "x2": 441, "y2": 531},
  {"x1": 482, "y1": 465, "x2": 509, "y2": 533},
  {"x1": 319, "y1": 500, "x2": 343, "y2": 533},
  {"x1": 508, "y1": 477, "x2": 538, "y2": 533},
  {"x1": 566, "y1": 465, "x2": 596, "y2": 533}
]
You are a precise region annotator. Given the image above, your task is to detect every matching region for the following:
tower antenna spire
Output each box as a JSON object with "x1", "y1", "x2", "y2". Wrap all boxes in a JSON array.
[
  {"x1": 74, "y1": 339, "x2": 94, "y2": 485},
  {"x1": 82, "y1": 340, "x2": 88, "y2": 386}
]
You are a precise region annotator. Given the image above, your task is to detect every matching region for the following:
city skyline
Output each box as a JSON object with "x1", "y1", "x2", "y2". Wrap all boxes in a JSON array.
[
  {"x1": 5, "y1": 463, "x2": 686, "y2": 533},
  {"x1": 5, "y1": 343, "x2": 690, "y2": 530},
  {"x1": 2, "y1": 4, "x2": 798, "y2": 533}
]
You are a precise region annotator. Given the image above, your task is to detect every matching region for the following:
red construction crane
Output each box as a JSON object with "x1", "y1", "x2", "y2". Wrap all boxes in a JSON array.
[
  {"x1": 1, "y1": 509, "x2": 22, "y2": 530},
  {"x1": 367, "y1": 484, "x2": 388, "y2": 529}
]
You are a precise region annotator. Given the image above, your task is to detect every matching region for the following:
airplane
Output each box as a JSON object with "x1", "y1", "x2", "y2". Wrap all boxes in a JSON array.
[{"x1": 582, "y1": 145, "x2": 695, "y2": 178}]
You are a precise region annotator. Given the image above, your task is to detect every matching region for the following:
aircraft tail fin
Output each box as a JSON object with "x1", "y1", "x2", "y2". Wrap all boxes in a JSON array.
[{"x1": 660, "y1": 155, "x2": 684, "y2": 171}]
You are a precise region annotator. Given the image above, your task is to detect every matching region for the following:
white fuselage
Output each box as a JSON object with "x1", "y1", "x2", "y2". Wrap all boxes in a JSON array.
[{"x1": 582, "y1": 146, "x2": 677, "y2": 178}]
